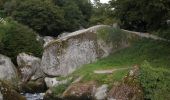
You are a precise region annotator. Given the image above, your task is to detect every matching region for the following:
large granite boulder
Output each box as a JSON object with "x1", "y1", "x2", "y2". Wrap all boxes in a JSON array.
[
  {"x1": 41, "y1": 25, "x2": 132, "y2": 76},
  {"x1": 17, "y1": 53, "x2": 44, "y2": 82},
  {"x1": 0, "y1": 54, "x2": 17, "y2": 81}
]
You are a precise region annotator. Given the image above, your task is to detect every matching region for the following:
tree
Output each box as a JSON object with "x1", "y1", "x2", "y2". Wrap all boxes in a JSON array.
[
  {"x1": 90, "y1": 1, "x2": 116, "y2": 26},
  {"x1": 7, "y1": 0, "x2": 65, "y2": 36},
  {"x1": 53, "y1": 0, "x2": 93, "y2": 30},
  {"x1": 0, "y1": 18, "x2": 42, "y2": 64},
  {"x1": 62, "y1": 1, "x2": 84, "y2": 31},
  {"x1": 110, "y1": 0, "x2": 170, "y2": 32}
]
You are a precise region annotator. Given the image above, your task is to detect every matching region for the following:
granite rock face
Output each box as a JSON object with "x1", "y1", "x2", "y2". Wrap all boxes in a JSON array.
[
  {"x1": 17, "y1": 53, "x2": 44, "y2": 82},
  {"x1": 41, "y1": 25, "x2": 130, "y2": 76},
  {"x1": 43, "y1": 36, "x2": 55, "y2": 47},
  {"x1": 0, "y1": 54, "x2": 17, "y2": 81}
]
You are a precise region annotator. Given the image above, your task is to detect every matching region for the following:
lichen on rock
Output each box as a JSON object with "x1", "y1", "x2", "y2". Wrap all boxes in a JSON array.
[
  {"x1": 17, "y1": 53, "x2": 44, "y2": 82},
  {"x1": 108, "y1": 66, "x2": 143, "y2": 100},
  {"x1": 0, "y1": 54, "x2": 18, "y2": 82},
  {"x1": 41, "y1": 25, "x2": 133, "y2": 77}
]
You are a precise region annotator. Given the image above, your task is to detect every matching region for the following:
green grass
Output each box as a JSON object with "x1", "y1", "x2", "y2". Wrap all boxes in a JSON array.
[
  {"x1": 54, "y1": 28, "x2": 170, "y2": 98},
  {"x1": 68, "y1": 38, "x2": 170, "y2": 87},
  {"x1": 139, "y1": 61, "x2": 170, "y2": 100},
  {"x1": 96, "y1": 26, "x2": 128, "y2": 44}
]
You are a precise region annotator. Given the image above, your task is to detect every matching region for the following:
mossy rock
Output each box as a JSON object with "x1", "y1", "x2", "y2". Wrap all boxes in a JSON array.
[
  {"x1": 0, "y1": 80, "x2": 26, "y2": 100},
  {"x1": 20, "y1": 78, "x2": 47, "y2": 93}
]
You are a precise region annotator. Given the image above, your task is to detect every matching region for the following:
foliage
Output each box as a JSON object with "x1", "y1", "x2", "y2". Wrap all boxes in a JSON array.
[
  {"x1": 110, "y1": 0, "x2": 170, "y2": 32},
  {"x1": 139, "y1": 61, "x2": 170, "y2": 100},
  {"x1": 54, "y1": 0, "x2": 93, "y2": 31},
  {"x1": 0, "y1": 18, "x2": 42, "y2": 64},
  {"x1": 5, "y1": 0, "x2": 65, "y2": 36},
  {"x1": 52, "y1": 79, "x2": 72, "y2": 96},
  {"x1": 62, "y1": 1, "x2": 84, "y2": 31},
  {"x1": 153, "y1": 28, "x2": 170, "y2": 40},
  {"x1": 52, "y1": 84, "x2": 68, "y2": 96},
  {"x1": 90, "y1": 3, "x2": 116, "y2": 26},
  {"x1": 97, "y1": 27, "x2": 127, "y2": 44},
  {"x1": 2, "y1": 0, "x2": 93, "y2": 36}
]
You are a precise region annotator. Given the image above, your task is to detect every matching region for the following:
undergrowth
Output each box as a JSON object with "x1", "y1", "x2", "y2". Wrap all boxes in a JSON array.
[{"x1": 139, "y1": 61, "x2": 170, "y2": 100}]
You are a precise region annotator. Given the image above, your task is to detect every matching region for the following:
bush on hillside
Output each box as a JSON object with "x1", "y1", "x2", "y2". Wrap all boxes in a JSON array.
[
  {"x1": 97, "y1": 27, "x2": 127, "y2": 44},
  {"x1": 139, "y1": 61, "x2": 170, "y2": 100},
  {"x1": 154, "y1": 28, "x2": 170, "y2": 40},
  {"x1": 0, "y1": 18, "x2": 43, "y2": 64}
]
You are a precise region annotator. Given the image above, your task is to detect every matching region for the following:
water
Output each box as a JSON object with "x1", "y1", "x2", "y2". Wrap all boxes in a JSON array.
[{"x1": 21, "y1": 93, "x2": 44, "y2": 100}]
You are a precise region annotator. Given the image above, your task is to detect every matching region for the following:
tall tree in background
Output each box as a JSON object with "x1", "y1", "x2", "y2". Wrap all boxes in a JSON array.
[
  {"x1": 53, "y1": 0, "x2": 92, "y2": 30},
  {"x1": 90, "y1": 0, "x2": 116, "y2": 25},
  {"x1": 62, "y1": 1, "x2": 84, "y2": 31},
  {"x1": 10, "y1": 0, "x2": 65, "y2": 36},
  {"x1": 111, "y1": 0, "x2": 170, "y2": 32},
  {"x1": 2, "y1": 0, "x2": 92, "y2": 36}
]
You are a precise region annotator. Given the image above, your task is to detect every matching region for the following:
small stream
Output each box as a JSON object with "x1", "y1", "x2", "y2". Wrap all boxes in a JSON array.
[{"x1": 21, "y1": 93, "x2": 44, "y2": 100}]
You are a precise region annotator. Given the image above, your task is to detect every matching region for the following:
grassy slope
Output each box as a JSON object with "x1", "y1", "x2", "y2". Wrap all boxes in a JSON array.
[
  {"x1": 70, "y1": 38, "x2": 170, "y2": 86},
  {"x1": 54, "y1": 28, "x2": 170, "y2": 99}
]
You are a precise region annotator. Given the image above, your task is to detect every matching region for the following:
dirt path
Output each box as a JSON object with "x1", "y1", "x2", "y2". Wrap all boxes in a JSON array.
[{"x1": 94, "y1": 67, "x2": 130, "y2": 74}]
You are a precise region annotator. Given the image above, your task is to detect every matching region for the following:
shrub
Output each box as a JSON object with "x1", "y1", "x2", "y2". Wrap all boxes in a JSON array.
[
  {"x1": 97, "y1": 27, "x2": 127, "y2": 44},
  {"x1": 139, "y1": 61, "x2": 170, "y2": 100},
  {"x1": 153, "y1": 28, "x2": 170, "y2": 40},
  {"x1": 0, "y1": 18, "x2": 43, "y2": 64}
]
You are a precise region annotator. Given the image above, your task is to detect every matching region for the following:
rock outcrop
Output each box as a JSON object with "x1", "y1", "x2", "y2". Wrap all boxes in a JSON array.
[
  {"x1": 0, "y1": 54, "x2": 17, "y2": 81},
  {"x1": 62, "y1": 81, "x2": 96, "y2": 100},
  {"x1": 108, "y1": 66, "x2": 143, "y2": 100},
  {"x1": 44, "y1": 77, "x2": 72, "y2": 88},
  {"x1": 41, "y1": 25, "x2": 131, "y2": 76},
  {"x1": 17, "y1": 53, "x2": 44, "y2": 82},
  {"x1": 0, "y1": 80, "x2": 26, "y2": 100},
  {"x1": 43, "y1": 36, "x2": 55, "y2": 47},
  {"x1": 20, "y1": 78, "x2": 47, "y2": 93},
  {"x1": 95, "y1": 84, "x2": 108, "y2": 100}
]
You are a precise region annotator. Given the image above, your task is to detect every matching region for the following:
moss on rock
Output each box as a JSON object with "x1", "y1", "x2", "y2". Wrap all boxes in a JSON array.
[{"x1": 0, "y1": 80, "x2": 26, "y2": 100}]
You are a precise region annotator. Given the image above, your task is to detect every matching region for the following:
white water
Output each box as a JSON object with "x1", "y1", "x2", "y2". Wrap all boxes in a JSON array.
[{"x1": 21, "y1": 93, "x2": 44, "y2": 100}]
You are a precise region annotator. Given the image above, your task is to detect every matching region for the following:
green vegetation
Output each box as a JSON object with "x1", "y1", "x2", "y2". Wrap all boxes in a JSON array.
[
  {"x1": 51, "y1": 79, "x2": 73, "y2": 97},
  {"x1": 154, "y1": 28, "x2": 170, "y2": 40},
  {"x1": 110, "y1": 0, "x2": 170, "y2": 32},
  {"x1": 63, "y1": 34, "x2": 170, "y2": 94},
  {"x1": 52, "y1": 83, "x2": 69, "y2": 96},
  {"x1": 0, "y1": 18, "x2": 42, "y2": 64},
  {"x1": 11, "y1": 0, "x2": 65, "y2": 36},
  {"x1": 2, "y1": 0, "x2": 92, "y2": 36},
  {"x1": 90, "y1": 1, "x2": 116, "y2": 26},
  {"x1": 139, "y1": 61, "x2": 170, "y2": 100},
  {"x1": 97, "y1": 27, "x2": 127, "y2": 44}
]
